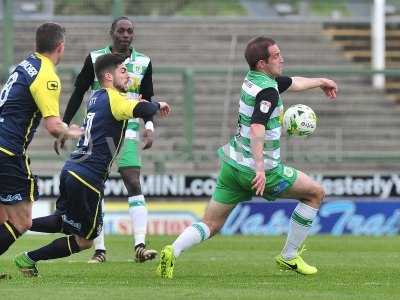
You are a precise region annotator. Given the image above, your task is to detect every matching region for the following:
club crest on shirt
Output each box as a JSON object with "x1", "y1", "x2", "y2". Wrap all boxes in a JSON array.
[
  {"x1": 260, "y1": 100, "x2": 271, "y2": 113},
  {"x1": 134, "y1": 65, "x2": 142, "y2": 74}
]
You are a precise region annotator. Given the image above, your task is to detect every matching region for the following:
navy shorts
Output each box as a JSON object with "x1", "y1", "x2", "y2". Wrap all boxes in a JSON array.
[
  {"x1": 56, "y1": 169, "x2": 103, "y2": 240},
  {"x1": 0, "y1": 153, "x2": 38, "y2": 205}
]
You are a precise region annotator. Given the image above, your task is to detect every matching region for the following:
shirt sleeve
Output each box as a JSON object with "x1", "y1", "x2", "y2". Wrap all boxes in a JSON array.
[
  {"x1": 250, "y1": 88, "x2": 279, "y2": 125},
  {"x1": 139, "y1": 61, "x2": 154, "y2": 101},
  {"x1": 132, "y1": 101, "x2": 160, "y2": 118},
  {"x1": 107, "y1": 89, "x2": 138, "y2": 121},
  {"x1": 75, "y1": 54, "x2": 95, "y2": 91},
  {"x1": 63, "y1": 54, "x2": 94, "y2": 124},
  {"x1": 276, "y1": 76, "x2": 292, "y2": 94},
  {"x1": 29, "y1": 64, "x2": 61, "y2": 118}
]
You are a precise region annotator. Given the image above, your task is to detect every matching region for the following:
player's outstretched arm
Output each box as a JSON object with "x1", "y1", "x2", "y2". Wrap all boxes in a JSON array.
[
  {"x1": 135, "y1": 98, "x2": 170, "y2": 150},
  {"x1": 288, "y1": 77, "x2": 338, "y2": 99},
  {"x1": 132, "y1": 101, "x2": 171, "y2": 119}
]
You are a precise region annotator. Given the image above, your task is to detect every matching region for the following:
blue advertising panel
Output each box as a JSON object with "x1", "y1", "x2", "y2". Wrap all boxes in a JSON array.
[{"x1": 221, "y1": 199, "x2": 400, "y2": 236}]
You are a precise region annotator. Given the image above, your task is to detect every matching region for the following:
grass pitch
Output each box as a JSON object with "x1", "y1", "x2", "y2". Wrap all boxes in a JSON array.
[{"x1": 1, "y1": 235, "x2": 399, "y2": 300}]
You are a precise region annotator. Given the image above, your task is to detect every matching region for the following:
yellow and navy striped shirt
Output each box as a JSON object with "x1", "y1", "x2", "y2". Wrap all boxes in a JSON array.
[{"x1": 0, "y1": 53, "x2": 60, "y2": 156}]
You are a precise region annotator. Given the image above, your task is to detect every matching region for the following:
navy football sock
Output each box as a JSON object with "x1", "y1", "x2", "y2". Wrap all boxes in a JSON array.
[
  {"x1": 27, "y1": 235, "x2": 80, "y2": 262},
  {"x1": 0, "y1": 221, "x2": 21, "y2": 255},
  {"x1": 30, "y1": 214, "x2": 63, "y2": 233}
]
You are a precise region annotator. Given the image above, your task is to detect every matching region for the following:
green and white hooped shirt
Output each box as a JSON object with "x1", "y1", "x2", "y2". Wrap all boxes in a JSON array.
[
  {"x1": 90, "y1": 46, "x2": 151, "y2": 140},
  {"x1": 218, "y1": 70, "x2": 284, "y2": 174}
]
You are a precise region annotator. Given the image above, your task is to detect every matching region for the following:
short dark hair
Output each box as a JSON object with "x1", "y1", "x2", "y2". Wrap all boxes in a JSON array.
[
  {"x1": 36, "y1": 22, "x2": 65, "y2": 53},
  {"x1": 110, "y1": 16, "x2": 133, "y2": 33},
  {"x1": 94, "y1": 54, "x2": 126, "y2": 82},
  {"x1": 244, "y1": 36, "x2": 276, "y2": 70}
]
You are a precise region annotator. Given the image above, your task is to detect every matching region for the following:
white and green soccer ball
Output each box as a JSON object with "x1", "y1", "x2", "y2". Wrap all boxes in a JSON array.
[{"x1": 283, "y1": 104, "x2": 317, "y2": 136}]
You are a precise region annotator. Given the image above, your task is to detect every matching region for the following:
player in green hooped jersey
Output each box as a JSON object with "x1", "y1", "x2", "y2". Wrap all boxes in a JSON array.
[
  {"x1": 157, "y1": 36, "x2": 338, "y2": 278},
  {"x1": 61, "y1": 17, "x2": 157, "y2": 263}
]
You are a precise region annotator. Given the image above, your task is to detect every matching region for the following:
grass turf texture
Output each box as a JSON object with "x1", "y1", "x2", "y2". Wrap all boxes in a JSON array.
[{"x1": 1, "y1": 235, "x2": 399, "y2": 300}]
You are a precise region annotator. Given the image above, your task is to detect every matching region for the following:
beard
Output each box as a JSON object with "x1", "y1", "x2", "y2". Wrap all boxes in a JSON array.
[{"x1": 114, "y1": 81, "x2": 128, "y2": 93}]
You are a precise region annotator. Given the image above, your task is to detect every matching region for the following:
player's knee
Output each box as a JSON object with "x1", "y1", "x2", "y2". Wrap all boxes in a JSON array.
[
  {"x1": 311, "y1": 184, "x2": 325, "y2": 206},
  {"x1": 0, "y1": 210, "x2": 7, "y2": 224},
  {"x1": 302, "y1": 184, "x2": 324, "y2": 208},
  {"x1": 75, "y1": 236, "x2": 93, "y2": 250},
  {"x1": 120, "y1": 168, "x2": 142, "y2": 195},
  {"x1": 317, "y1": 185, "x2": 325, "y2": 202},
  {"x1": 13, "y1": 218, "x2": 32, "y2": 233},
  {"x1": 124, "y1": 176, "x2": 141, "y2": 195},
  {"x1": 128, "y1": 180, "x2": 141, "y2": 195}
]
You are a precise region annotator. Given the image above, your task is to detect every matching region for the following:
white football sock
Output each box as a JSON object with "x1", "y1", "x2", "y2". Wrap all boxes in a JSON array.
[
  {"x1": 128, "y1": 195, "x2": 147, "y2": 247},
  {"x1": 94, "y1": 199, "x2": 106, "y2": 251},
  {"x1": 172, "y1": 222, "x2": 210, "y2": 257},
  {"x1": 281, "y1": 202, "x2": 318, "y2": 260}
]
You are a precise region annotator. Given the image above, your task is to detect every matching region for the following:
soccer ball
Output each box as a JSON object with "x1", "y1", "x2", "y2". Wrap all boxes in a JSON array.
[{"x1": 283, "y1": 104, "x2": 317, "y2": 136}]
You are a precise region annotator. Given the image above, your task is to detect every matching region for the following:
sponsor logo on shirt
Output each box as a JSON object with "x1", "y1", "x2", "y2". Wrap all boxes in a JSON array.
[
  {"x1": 244, "y1": 79, "x2": 253, "y2": 88},
  {"x1": 128, "y1": 76, "x2": 141, "y2": 91},
  {"x1": 47, "y1": 81, "x2": 59, "y2": 91},
  {"x1": 20, "y1": 60, "x2": 38, "y2": 77}
]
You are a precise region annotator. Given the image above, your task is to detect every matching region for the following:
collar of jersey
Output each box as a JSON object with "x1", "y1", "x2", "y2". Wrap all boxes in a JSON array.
[
  {"x1": 34, "y1": 52, "x2": 55, "y2": 69},
  {"x1": 106, "y1": 87, "x2": 127, "y2": 96},
  {"x1": 248, "y1": 70, "x2": 276, "y2": 82},
  {"x1": 107, "y1": 46, "x2": 136, "y2": 61}
]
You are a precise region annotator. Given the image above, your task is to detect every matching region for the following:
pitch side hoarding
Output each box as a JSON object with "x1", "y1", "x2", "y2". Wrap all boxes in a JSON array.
[{"x1": 37, "y1": 173, "x2": 400, "y2": 199}]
